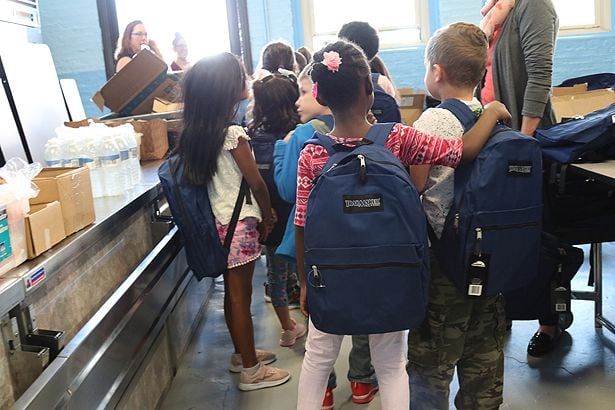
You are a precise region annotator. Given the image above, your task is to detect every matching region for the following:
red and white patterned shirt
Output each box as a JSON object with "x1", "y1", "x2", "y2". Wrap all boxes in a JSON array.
[{"x1": 294, "y1": 123, "x2": 463, "y2": 227}]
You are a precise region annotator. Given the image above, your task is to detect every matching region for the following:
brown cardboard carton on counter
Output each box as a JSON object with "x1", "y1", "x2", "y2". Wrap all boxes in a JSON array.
[
  {"x1": 26, "y1": 201, "x2": 66, "y2": 258},
  {"x1": 92, "y1": 49, "x2": 181, "y2": 116},
  {"x1": 551, "y1": 84, "x2": 615, "y2": 122},
  {"x1": 30, "y1": 167, "x2": 95, "y2": 235},
  {"x1": 398, "y1": 88, "x2": 426, "y2": 126}
]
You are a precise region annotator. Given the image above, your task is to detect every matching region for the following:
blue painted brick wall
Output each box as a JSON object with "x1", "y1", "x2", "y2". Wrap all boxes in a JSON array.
[
  {"x1": 252, "y1": 0, "x2": 615, "y2": 91},
  {"x1": 38, "y1": 0, "x2": 615, "y2": 118},
  {"x1": 39, "y1": 0, "x2": 108, "y2": 118}
]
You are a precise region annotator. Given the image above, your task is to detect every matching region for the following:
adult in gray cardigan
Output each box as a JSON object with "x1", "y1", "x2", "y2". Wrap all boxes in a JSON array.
[{"x1": 480, "y1": 0, "x2": 560, "y2": 358}]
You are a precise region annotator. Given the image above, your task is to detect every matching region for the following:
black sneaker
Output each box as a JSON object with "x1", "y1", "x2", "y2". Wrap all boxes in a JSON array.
[{"x1": 527, "y1": 328, "x2": 563, "y2": 357}]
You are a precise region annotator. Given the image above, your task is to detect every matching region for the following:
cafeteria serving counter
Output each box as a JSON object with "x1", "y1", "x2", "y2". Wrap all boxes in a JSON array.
[{"x1": 0, "y1": 161, "x2": 212, "y2": 409}]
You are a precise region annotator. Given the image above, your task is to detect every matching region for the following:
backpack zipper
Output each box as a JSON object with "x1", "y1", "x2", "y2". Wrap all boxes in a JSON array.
[
  {"x1": 324, "y1": 155, "x2": 407, "y2": 176},
  {"x1": 472, "y1": 221, "x2": 539, "y2": 256},
  {"x1": 310, "y1": 261, "x2": 420, "y2": 288}
]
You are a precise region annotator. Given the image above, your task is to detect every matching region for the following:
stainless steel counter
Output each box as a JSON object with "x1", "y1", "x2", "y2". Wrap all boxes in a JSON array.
[{"x1": 0, "y1": 160, "x2": 164, "y2": 318}]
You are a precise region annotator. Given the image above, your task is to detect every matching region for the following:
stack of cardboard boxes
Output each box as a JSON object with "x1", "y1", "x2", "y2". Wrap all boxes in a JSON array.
[
  {"x1": 551, "y1": 83, "x2": 615, "y2": 123},
  {"x1": 26, "y1": 167, "x2": 95, "y2": 258},
  {"x1": 91, "y1": 50, "x2": 183, "y2": 161}
]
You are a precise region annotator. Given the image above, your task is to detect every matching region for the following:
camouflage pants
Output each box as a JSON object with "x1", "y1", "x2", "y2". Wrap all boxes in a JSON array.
[{"x1": 407, "y1": 252, "x2": 505, "y2": 410}]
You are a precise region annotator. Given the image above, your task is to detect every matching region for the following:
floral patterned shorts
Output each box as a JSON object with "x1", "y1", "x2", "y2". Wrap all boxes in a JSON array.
[{"x1": 216, "y1": 217, "x2": 262, "y2": 269}]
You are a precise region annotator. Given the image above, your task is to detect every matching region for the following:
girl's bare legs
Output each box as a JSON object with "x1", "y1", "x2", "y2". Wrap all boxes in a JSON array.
[{"x1": 224, "y1": 261, "x2": 257, "y2": 367}]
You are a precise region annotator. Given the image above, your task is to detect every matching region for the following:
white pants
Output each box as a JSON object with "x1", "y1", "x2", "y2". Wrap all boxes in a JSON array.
[{"x1": 297, "y1": 319, "x2": 409, "y2": 410}]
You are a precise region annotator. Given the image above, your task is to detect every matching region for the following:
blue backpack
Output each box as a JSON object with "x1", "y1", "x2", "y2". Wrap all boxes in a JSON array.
[
  {"x1": 535, "y1": 102, "x2": 615, "y2": 163},
  {"x1": 158, "y1": 154, "x2": 247, "y2": 280},
  {"x1": 251, "y1": 129, "x2": 293, "y2": 246},
  {"x1": 433, "y1": 99, "x2": 543, "y2": 296},
  {"x1": 371, "y1": 73, "x2": 401, "y2": 123},
  {"x1": 303, "y1": 123, "x2": 429, "y2": 335}
]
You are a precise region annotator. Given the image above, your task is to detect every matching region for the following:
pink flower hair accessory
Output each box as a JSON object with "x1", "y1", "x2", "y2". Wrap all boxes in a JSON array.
[
  {"x1": 322, "y1": 51, "x2": 342, "y2": 72},
  {"x1": 311, "y1": 82, "x2": 318, "y2": 98}
]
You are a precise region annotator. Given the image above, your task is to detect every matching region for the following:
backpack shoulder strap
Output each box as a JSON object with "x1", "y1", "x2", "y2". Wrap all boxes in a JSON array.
[
  {"x1": 371, "y1": 73, "x2": 386, "y2": 93},
  {"x1": 437, "y1": 99, "x2": 478, "y2": 132},
  {"x1": 304, "y1": 131, "x2": 336, "y2": 156},
  {"x1": 363, "y1": 123, "x2": 396, "y2": 146},
  {"x1": 311, "y1": 115, "x2": 334, "y2": 132}
]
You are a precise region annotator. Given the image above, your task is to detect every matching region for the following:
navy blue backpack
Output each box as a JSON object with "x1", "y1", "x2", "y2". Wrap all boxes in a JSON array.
[
  {"x1": 303, "y1": 123, "x2": 429, "y2": 335},
  {"x1": 535, "y1": 102, "x2": 615, "y2": 163},
  {"x1": 251, "y1": 129, "x2": 293, "y2": 246},
  {"x1": 371, "y1": 73, "x2": 402, "y2": 123},
  {"x1": 158, "y1": 154, "x2": 247, "y2": 280},
  {"x1": 433, "y1": 99, "x2": 543, "y2": 296}
]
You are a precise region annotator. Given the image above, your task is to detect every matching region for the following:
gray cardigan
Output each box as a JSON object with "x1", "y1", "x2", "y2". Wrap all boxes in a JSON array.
[{"x1": 491, "y1": 0, "x2": 559, "y2": 130}]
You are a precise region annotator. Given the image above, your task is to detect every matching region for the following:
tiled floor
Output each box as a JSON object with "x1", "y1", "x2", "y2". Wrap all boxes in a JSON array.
[{"x1": 160, "y1": 243, "x2": 615, "y2": 409}]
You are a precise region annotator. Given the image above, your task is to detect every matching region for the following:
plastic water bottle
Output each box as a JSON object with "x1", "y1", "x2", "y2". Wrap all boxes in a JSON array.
[
  {"x1": 63, "y1": 135, "x2": 81, "y2": 168},
  {"x1": 84, "y1": 135, "x2": 106, "y2": 198},
  {"x1": 118, "y1": 124, "x2": 141, "y2": 185},
  {"x1": 100, "y1": 132, "x2": 123, "y2": 196},
  {"x1": 113, "y1": 131, "x2": 131, "y2": 190},
  {"x1": 43, "y1": 138, "x2": 64, "y2": 167}
]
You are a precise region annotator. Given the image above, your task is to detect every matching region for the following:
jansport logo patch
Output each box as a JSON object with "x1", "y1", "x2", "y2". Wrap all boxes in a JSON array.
[
  {"x1": 343, "y1": 194, "x2": 384, "y2": 213},
  {"x1": 507, "y1": 161, "x2": 533, "y2": 176}
]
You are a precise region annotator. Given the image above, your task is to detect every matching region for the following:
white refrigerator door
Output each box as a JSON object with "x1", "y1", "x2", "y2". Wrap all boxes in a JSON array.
[
  {"x1": 0, "y1": 84, "x2": 28, "y2": 165},
  {"x1": 0, "y1": 43, "x2": 68, "y2": 164}
]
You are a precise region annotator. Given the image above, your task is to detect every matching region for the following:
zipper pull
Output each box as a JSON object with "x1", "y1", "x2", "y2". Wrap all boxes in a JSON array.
[
  {"x1": 358, "y1": 154, "x2": 367, "y2": 184},
  {"x1": 474, "y1": 227, "x2": 482, "y2": 257},
  {"x1": 311, "y1": 265, "x2": 324, "y2": 288},
  {"x1": 312, "y1": 265, "x2": 319, "y2": 280},
  {"x1": 454, "y1": 213, "x2": 460, "y2": 233}
]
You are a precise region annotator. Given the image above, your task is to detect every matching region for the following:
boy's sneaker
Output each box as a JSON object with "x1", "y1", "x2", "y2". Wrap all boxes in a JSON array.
[
  {"x1": 351, "y1": 382, "x2": 378, "y2": 404},
  {"x1": 238, "y1": 362, "x2": 291, "y2": 391},
  {"x1": 229, "y1": 349, "x2": 276, "y2": 373},
  {"x1": 280, "y1": 321, "x2": 307, "y2": 347},
  {"x1": 322, "y1": 387, "x2": 334, "y2": 409},
  {"x1": 263, "y1": 282, "x2": 272, "y2": 303}
]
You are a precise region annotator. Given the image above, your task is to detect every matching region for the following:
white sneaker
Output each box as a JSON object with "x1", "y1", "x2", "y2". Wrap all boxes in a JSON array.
[
  {"x1": 229, "y1": 349, "x2": 276, "y2": 373},
  {"x1": 238, "y1": 362, "x2": 290, "y2": 391},
  {"x1": 280, "y1": 321, "x2": 307, "y2": 347}
]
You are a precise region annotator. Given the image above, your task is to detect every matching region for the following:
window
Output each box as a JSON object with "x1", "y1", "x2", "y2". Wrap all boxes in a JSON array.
[
  {"x1": 552, "y1": 0, "x2": 611, "y2": 33},
  {"x1": 115, "y1": 0, "x2": 231, "y2": 65},
  {"x1": 302, "y1": 0, "x2": 428, "y2": 51}
]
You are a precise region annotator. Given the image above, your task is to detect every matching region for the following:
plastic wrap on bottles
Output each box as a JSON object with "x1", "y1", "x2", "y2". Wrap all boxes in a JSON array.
[{"x1": 0, "y1": 158, "x2": 42, "y2": 274}]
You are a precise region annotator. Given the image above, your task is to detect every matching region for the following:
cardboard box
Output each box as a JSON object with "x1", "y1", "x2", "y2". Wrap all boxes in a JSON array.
[
  {"x1": 152, "y1": 97, "x2": 183, "y2": 113},
  {"x1": 398, "y1": 88, "x2": 426, "y2": 126},
  {"x1": 25, "y1": 201, "x2": 66, "y2": 258},
  {"x1": 30, "y1": 167, "x2": 95, "y2": 235},
  {"x1": 551, "y1": 84, "x2": 615, "y2": 122},
  {"x1": 92, "y1": 50, "x2": 181, "y2": 116}
]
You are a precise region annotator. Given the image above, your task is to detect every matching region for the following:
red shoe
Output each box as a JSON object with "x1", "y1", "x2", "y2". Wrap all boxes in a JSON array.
[
  {"x1": 351, "y1": 382, "x2": 378, "y2": 404},
  {"x1": 322, "y1": 387, "x2": 334, "y2": 410}
]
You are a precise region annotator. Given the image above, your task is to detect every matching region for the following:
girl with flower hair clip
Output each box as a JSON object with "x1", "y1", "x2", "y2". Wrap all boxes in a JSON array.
[{"x1": 294, "y1": 40, "x2": 511, "y2": 409}]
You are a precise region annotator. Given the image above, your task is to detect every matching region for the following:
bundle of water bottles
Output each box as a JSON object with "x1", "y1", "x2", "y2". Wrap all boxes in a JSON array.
[{"x1": 44, "y1": 121, "x2": 141, "y2": 198}]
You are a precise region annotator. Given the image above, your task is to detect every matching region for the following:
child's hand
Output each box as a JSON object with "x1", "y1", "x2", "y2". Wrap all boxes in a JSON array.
[
  {"x1": 258, "y1": 210, "x2": 276, "y2": 243},
  {"x1": 257, "y1": 221, "x2": 270, "y2": 243},
  {"x1": 484, "y1": 101, "x2": 511, "y2": 123},
  {"x1": 367, "y1": 111, "x2": 378, "y2": 124},
  {"x1": 300, "y1": 283, "x2": 308, "y2": 317}
]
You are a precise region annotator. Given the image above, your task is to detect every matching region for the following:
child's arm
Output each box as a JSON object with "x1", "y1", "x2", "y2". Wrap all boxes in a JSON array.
[
  {"x1": 398, "y1": 101, "x2": 510, "y2": 169},
  {"x1": 273, "y1": 124, "x2": 313, "y2": 202},
  {"x1": 460, "y1": 101, "x2": 511, "y2": 161},
  {"x1": 231, "y1": 137, "x2": 275, "y2": 241}
]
